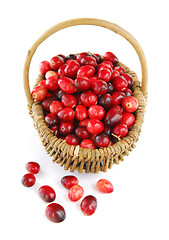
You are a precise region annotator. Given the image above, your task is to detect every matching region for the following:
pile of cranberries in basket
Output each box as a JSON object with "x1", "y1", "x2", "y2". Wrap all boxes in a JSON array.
[{"x1": 32, "y1": 51, "x2": 138, "y2": 148}]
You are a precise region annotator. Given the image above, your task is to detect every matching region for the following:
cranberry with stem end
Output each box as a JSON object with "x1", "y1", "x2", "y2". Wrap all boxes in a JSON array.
[
  {"x1": 80, "y1": 139, "x2": 96, "y2": 149},
  {"x1": 39, "y1": 61, "x2": 51, "y2": 75},
  {"x1": 111, "y1": 91, "x2": 126, "y2": 105},
  {"x1": 61, "y1": 175, "x2": 79, "y2": 189},
  {"x1": 65, "y1": 134, "x2": 79, "y2": 146},
  {"x1": 57, "y1": 108, "x2": 75, "y2": 121},
  {"x1": 32, "y1": 85, "x2": 48, "y2": 101},
  {"x1": 96, "y1": 179, "x2": 114, "y2": 193},
  {"x1": 104, "y1": 106, "x2": 123, "y2": 127},
  {"x1": 80, "y1": 195, "x2": 97, "y2": 216},
  {"x1": 77, "y1": 65, "x2": 95, "y2": 78},
  {"x1": 121, "y1": 112, "x2": 135, "y2": 128},
  {"x1": 75, "y1": 76, "x2": 91, "y2": 91},
  {"x1": 45, "y1": 113, "x2": 58, "y2": 127},
  {"x1": 61, "y1": 94, "x2": 77, "y2": 108},
  {"x1": 95, "y1": 133, "x2": 110, "y2": 148},
  {"x1": 91, "y1": 80, "x2": 108, "y2": 95},
  {"x1": 49, "y1": 56, "x2": 64, "y2": 71},
  {"x1": 26, "y1": 162, "x2": 40, "y2": 174},
  {"x1": 68, "y1": 185, "x2": 84, "y2": 202},
  {"x1": 59, "y1": 122, "x2": 74, "y2": 136},
  {"x1": 45, "y1": 203, "x2": 66, "y2": 223},
  {"x1": 87, "y1": 119, "x2": 104, "y2": 135},
  {"x1": 98, "y1": 93, "x2": 112, "y2": 109},
  {"x1": 122, "y1": 96, "x2": 138, "y2": 112},
  {"x1": 75, "y1": 126, "x2": 91, "y2": 139},
  {"x1": 104, "y1": 52, "x2": 118, "y2": 64},
  {"x1": 39, "y1": 185, "x2": 56, "y2": 202},
  {"x1": 49, "y1": 101, "x2": 63, "y2": 114},
  {"x1": 65, "y1": 60, "x2": 80, "y2": 78},
  {"x1": 75, "y1": 105, "x2": 88, "y2": 121},
  {"x1": 88, "y1": 105, "x2": 105, "y2": 120},
  {"x1": 80, "y1": 91, "x2": 97, "y2": 107},
  {"x1": 112, "y1": 76, "x2": 128, "y2": 91},
  {"x1": 97, "y1": 66, "x2": 112, "y2": 82},
  {"x1": 46, "y1": 76, "x2": 59, "y2": 91},
  {"x1": 58, "y1": 77, "x2": 75, "y2": 94},
  {"x1": 21, "y1": 173, "x2": 36, "y2": 187}
]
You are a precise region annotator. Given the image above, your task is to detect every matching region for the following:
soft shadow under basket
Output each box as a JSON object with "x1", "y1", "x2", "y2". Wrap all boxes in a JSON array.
[{"x1": 23, "y1": 18, "x2": 148, "y2": 173}]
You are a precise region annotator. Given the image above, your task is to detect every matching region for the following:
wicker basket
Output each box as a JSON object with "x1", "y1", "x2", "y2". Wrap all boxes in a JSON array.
[{"x1": 23, "y1": 18, "x2": 148, "y2": 173}]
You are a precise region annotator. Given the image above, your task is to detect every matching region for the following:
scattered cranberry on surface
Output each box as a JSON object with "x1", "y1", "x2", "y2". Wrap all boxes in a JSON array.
[
  {"x1": 21, "y1": 173, "x2": 36, "y2": 187},
  {"x1": 96, "y1": 179, "x2": 114, "y2": 193},
  {"x1": 26, "y1": 162, "x2": 40, "y2": 174},
  {"x1": 45, "y1": 203, "x2": 66, "y2": 223},
  {"x1": 61, "y1": 175, "x2": 79, "y2": 189},
  {"x1": 80, "y1": 195, "x2": 97, "y2": 216},
  {"x1": 68, "y1": 185, "x2": 84, "y2": 202},
  {"x1": 39, "y1": 185, "x2": 56, "y2": 202}
]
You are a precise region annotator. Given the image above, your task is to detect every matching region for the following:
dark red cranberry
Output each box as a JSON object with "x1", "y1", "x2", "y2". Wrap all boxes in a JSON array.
[
  {"x1": 45, "y1": 203, "x2": 66, "y2": 223},
  {"x1": 65, "y1": 60, "x2": 80, "y2": 78},
  {"x1": 57, "y1": 108, "x2": 75, "y2": 121},
  {"x1": 104, "y1": 106, "x2": 123, "y2": 127},
  {"x1": 112, "y1": 76, "x2": 128, "y2": 91},
  {"x1": 79, "y1": 119, "x2": 90, "y2": 127},
  {"x1": 122, "y1": 96, "x2": 138, "y2": 112},
  {"x1": 112, "y1": 123, "x2": 128, "y2": 138},
  {"x1": 97, "y1": 66, "x2": 112, "y2": 82},
  {"x1": 121, "y1": 112, "x2": 135, "y2": 128},
  {"x1": 80, "y1": 91, "x2": 97, "y2": 107},
  {"x1": 45, "y1": 113, "x2": 58, "y2": 127},
  {"x1": 75, "y1": 126, "x2": 91, "y2": 139},
  {"x1": 91, "y1": 80, "x2": 108, "y2": 95},
  {"x1": 98, "y1": 93, "x2": 112, "y2": 109},
  {"x1": 61, "y1": 94, "x2": 77, "y2": 108},
  {"x1": 58, "y1": 77, "x2": 75, "y2": 94},
  {"x1": 75, "y1": 105, "x2": 88, "y2": 121},
  {"x1": 21, "y1": 173, "x2": 36, "y2": 187},
  {"x1": 121, "y1": 73, "x2": 134, "y2": 88},
  {"x1": 87, "y1": 119, "x2": 104, "y2": 135},
  {"x1": 65, "y1": 134, "x2": 79, "y2": 145},
  {"x1": 81, "y1": 56, "x2": 97, "y2": 67},
  {"x1": 104, "y1": 125, "x2": 111, "y2": 136},
  {"x1": 51, "y1": 125, "x2": 59, "y2": 135},
  {"x1": 57, "y1": 54, "x2": 67, "y2": 62},
  {"x1": 32, "y1": 85, "x2": 48, "y2": 101},
  {"x1": 88, "y1": 105, "x2": 105, "y2": 120},
  {"x1": 75, "y1": 76, "x2": 91, "y2": 91},
  {"x1": 104, "y1": 52, "x2": 118, "y2": 64},
  {"x1": 80, "y1": 139, "x2": 96, "y2": 149},
  {"x1": 26, "y1": 162, "x2": 40, "y2": 174},
  {"x1": 77, "y1": 66, "x2": 95, "y2": 78},
  {"x1": 41, "y1": 95, "x2": 56, "y2": 111},
  {"x1": 123, "y1": 88, "x2": 132, "y2": 96},
  {"x1": 61, "y1": 175, "x2": 79, "y2": 189},
  {"x1": 114, "y1": 65, "x2": 125, "y2": 75},
  {"x1": 111, "y1": 91, "x2": 126, "y2": 105},
  {"x1": 54, "y1": 89, "x2": 65, "y2": 99},
  {"x1": 39, "y1": 185, "x2": 56, "y2": 202},
  {"x1": 49, "y1": 101, "x2": 63, "y2": 114},
  {"x1": 95, "y1": 133, "x2": 110, "y2": 148},
  {"x1": 92, "y1": 53, "x2": 102, "y2": 64},
  {"x1": 107, "y1": 82, "x2": 114, "y2": 94},
  {"x1": 49, "y1": 56, "x2": 64, "y2": 71},
  {"x1": 80, "y1": 195, "x2": 97, "y2": 216},
  {"x1": 67, "y1": 54, "x2": 77, "y2": 60},
  {"x1": 59, "y1": 122, "x2": 74, "y2": 136},
  {"x1": 39, "y1": 61, "x2": 51, "y2": 75},
  {"x1": 76, "y1": 52, "x2": 91, "y2": 63}
]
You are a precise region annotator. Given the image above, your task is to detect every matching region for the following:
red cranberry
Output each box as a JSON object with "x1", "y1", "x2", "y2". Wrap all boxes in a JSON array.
[
  {"x1": 61, "y1": 175, "x2": 79, "y2": 189},
  {"x1": 79, "y1": 119, "x2": 90, "y2": 127},
  {"x1": 76, "y1": 52, "x2": 91, "y2": 63},
  {"x1": 80, "y1": 195, "x2": 97, "y2": 216},
  {"x1": 45, "y1": 113, "x2": 58, "y2": 127},
  {"x1": 87, "y1": 119, "x2": 104, "y2": 135},
  {"x1": 59, "y1": 122, "x2": 74, "y2": 136},
  {"x1": 49, "y1": 56, "x2": 64, "y2": 71},
  {"x1": 61, "y1": 94, "x2": 77, "y2": 108},
  {"x1": 21, "y1": 173, "x2": 36, "y2": 187},
  {"x1": 51, "y1": 125, "x2": 59, "y2": 135},
  {"x1": 104, "y1": 52, "x2": 118, "y2": 64},
  {"x1": 111, "y1": 91, "x2": 125, "y2": 105},
  {"x1": 114, "y1": 65, "x2": 125, "y2": 75},
  {"x1": 39, "y1": 185, "x2": 56, "y2": 202},
  {"x1": 26, "y1": 162, "x2": 40, "y2": 174},
  {"x1": 65, "y1": 134, "x2": 79, "y2": 145},
  {"x1": 57, "y1": 54, "x2": 67, "y2": 62},
  {"x1": 88, "y1": 105, "x2": 105, "y2": 120},
  {"x1": 58, "y1": 77, "x2": 75, "y2": 94},
  {"x1": 58, "y1": 64, "x2": 67, "y2": 77},
  {"x1": 92, "y1": 53, "x2": 102, "y2": 64},
  {"x1": 75, "y1": 105, "x2": 88, "y2": 121},
  {"x1": 97, "y1": 66, "x2": 112, "y2": 82},
  {"x1": 80, "y1": 139, "x2": 96, "y2": 149},
  {"x1": 68, "y1": 185, "x2": 84, "y2": 202},
  {"x1": 46, "y1": 76, "x2": 59, "y2": 91},
  {"x1": 81, "y1": 56, "x2": 97, "y2": 67},
  {"x1": 121, "y1": 112, "x2": 135, "y2": 128},
  {"x1": 65, "y1": 60, "x2": 80, "y2": 78},
  {"x1": 57, "y1": 108, "x2": 75, "y2": 121},
  {"x1": 41, "y1": 95, "x2": 56, "y2": 111},
  {"x1": 122, "y1": 96, "x2": 138, "y2": 112},
  {"x1": 39, "y1": 61, "x2": 51, "y2": 75},
  {"x1": 38, "y1": 79, "x2": 46, "y2": 87},
  {"x1": 75, "y1": 76, "x2": 91, "y2": 91},
  {"x1": 97, "y1": 61, "x2": 113, "y2": 71},
  {"x1": 112, "y1": 76, "x2": 128, "y2": 91},
  {"x1": 104, "y1": 106, "x2": 123, "y2": 127},
  {"x1": 77, "y1": 66, "x2": 95, "y2": 78},
  {"x1": 32, "y1": 85, "x2": 48, "y2": 101},
  {"x1": 91, "y1": 80, "x2": 108, "y2": 95},
  {"x1": 121, "y1": 73, "x2": 134, "y2": 88},
  {"x1": 111, "y1": 70, "x2": 120, "y2": 79},
  {"x1": 107, "y1": 82, "x2": 114, "y2": 94},
  {"x1": 95, "y1": 133, "x2": 110, "y2": 148},
  {"x1": 45, "y1": 70, "x2": 58, "y2": 79},
  {"x1": 98, "y1": 93, "x2": 112, "y2": 109},
  {"x1": 96, "y1": 179, "x2": 114, "y2": 193},
  {"x1": 75, "y1": 126, "x2": 91, "y2": 139},
  {"x1": 123, "y1": 88, "x2": 132, "y2": 96},
  {"x1": 112, "y1": 105, "x2": 124, "y2": 114},
  {"x1": 112, "y1": 123, "x2": 128, "y2": 138},
  {"x1": 49, "y1": 101, "x2": 63, "y2": 114},
  {"x1": 45, "y1": 203, "x2": 66, "y2": 223},
  {"x1": 80, "y1": 91, "x2": 97, "y2": 107}
]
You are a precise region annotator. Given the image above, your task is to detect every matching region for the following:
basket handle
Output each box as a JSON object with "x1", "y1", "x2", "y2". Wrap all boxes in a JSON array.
[{"x1": 23, "y1": 18, "x2": 148, "y2": 107}]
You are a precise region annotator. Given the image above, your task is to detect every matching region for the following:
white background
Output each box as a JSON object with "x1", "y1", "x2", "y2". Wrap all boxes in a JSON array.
[{"x1": 1, "y1": 0, "x2": 169, "y2": 239}]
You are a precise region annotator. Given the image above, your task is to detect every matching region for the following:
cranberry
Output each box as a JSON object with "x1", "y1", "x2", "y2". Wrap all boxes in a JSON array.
[
  {"x1": 98, "y1": 93, "x2": 112, "y2": 109},
  {"x1": 39, "y1": 61, "x2": 51, "y2": 75},
  {"x1": 58, "y1": 77, "x2": 75, "y2": 94},
  {"x1": 111, "y1": 91, "x2": 125, "y2": 105},
  {"x1": 21, "y1": 173, "x2": 36, "y2": 187},
  {"x1": 58, "y1": 64, "x2": 67, "y2": 77},
  {"x1": 77, "y1": 66, "x2": 95, "y2": 78},
  {"x1": 121, "y1": 112, "x2": 135, "y2": 128},
  {"x1": 49, "y1": 56, "x2": 64, "y2": 71},
  {"x1": 57, "y1": 54, "x2": 67, "y2": 62},
  {"x1": 45, "y1": 113, "x2": 58, "y2": 127},
  {"x1": 121, "y1": 73, "x2": 134, "y2": 88},
  {"x1": 57, "y1": 108, "x2": 75, "y2": 121},
  {"x1": 112, "y1": 123, "x2": 128, "y2": 138},
  {"x1": 97, "y1": 66, "x2": 112, "y2": 82},
  {"x1": 114, "y1": 65, "x2": 125, "y2": 75},
  {"x1": 79, "y1": 119, "x2": 90, "y2": 127},
  {"x1": 112, "y1": 105, "x2": 124, "y2": 114},
  {"x1": 88, "y1": 105, "x2": 105, "y2": 120},
  {"x1": 104, "y1": 51, "x2": 118, "y2": 64},
  {"x1": 45, "y1": 203, "x2": 66, "y2": 223},
  {"x1": 67, "y1": 54, "x2": 77, "y2": 60},
  {"x1": 49, "y1": 101, "x2": 63, "y2": 114},
  {"x1": 65, "y1": 60, "x2": 80, "y2": 78},
  {"x1": 104, "y1": 106, "x2": 122, "y2": 127},
  {"x1": 75, "y1": 105, "x2": 88, "y2": 121},
  {"x1": 97, "y1": 61, "x2": 113, "y2": 71},
  {"x1": 65, "y1": 134, "x2": 79, "y2": 146},
  {"x1": 45, "y1": 70, "x2": 58, "y2": 79},
  {"x1": 111, "y1": 70, "x2": 120, "y2": 79},
  {"x1": 92, "y1": 53, "x2": 102, "y2": 64},
  {"x1": 39, "y1": 185, "x2": 56, "y2": 202},
  {"x1": 123, "y1": 88, "x2": 132, "y2": 96},
  {"x1": 41, "y1": 95, "x2": 56, "y2": 111},
  {"x1": 75, "y1": 76, "x2": 91, "y2": 91},
  {"x1": 96, "y1": 179, "x2": 114, "y2": 193},
  {"x1": 107, "y1": 82, "x2": 114, "y2": 94},
  {"x1": 122, "y1": 96, "x2": 138, "y2": 112},
  {"x1": 32, "y1": 85, "x2": 48, "y2": 101},
  {"x1": 80, "y1": 139, "x2": 96, "y2": 149},
  {"x1": 91, "y1": 80, "x2": 108, "y2": 95},
  {"x1": 26, "y1": 162, "x2": 40, "y2": 174},
  {"x1": 38, "y1": 79, "x2": 46, "y2": 87},
  {"x1": 75, "y1": 126, "x2": 91, "y2": 139},
  {"x1": 80, "y1": 195, "x2": 97, "y2": 216},
  {"x1": 61, "y1": 94, "x2": 77, "y2": 108},
  {"x1": 87, "y1": 119, "x2": 104, "y2": 135},
  {"x1": 80, "y1": 91, "x2": 97, "y2": 107},
  {"x1": 103, "y1": 125, "x2": 111, "y2": 136},
  {"x1": 89, "y1": 76, "x2": 98, "y2": 82},
  {"x1": 68, "y1": 185, "x2": 84, "y2": 201},
  {"x1": 81, "y1": 56, "x2": 97, "y2": 67},
  {"x1": 76, "y1": 52, "x2": 91, "y2": 63},
  {"x1": 55, "y1": 89, "x2": 65, "y2": 100},
  {"x1": 59, "y1": 121, "x2": 74, "y2": 136},
  {"x1": 46, "y1": 76, "x2": 59, "y2": 91},
  {"x1": 112, "y1": 76, "x2": 128, "y2": 91},
  {"x1": 61, "y1": 175, "x2": 79, "y2": 189},
  {"x1": 95, "y1": 133, "x2": 110, "y2": 148}
]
